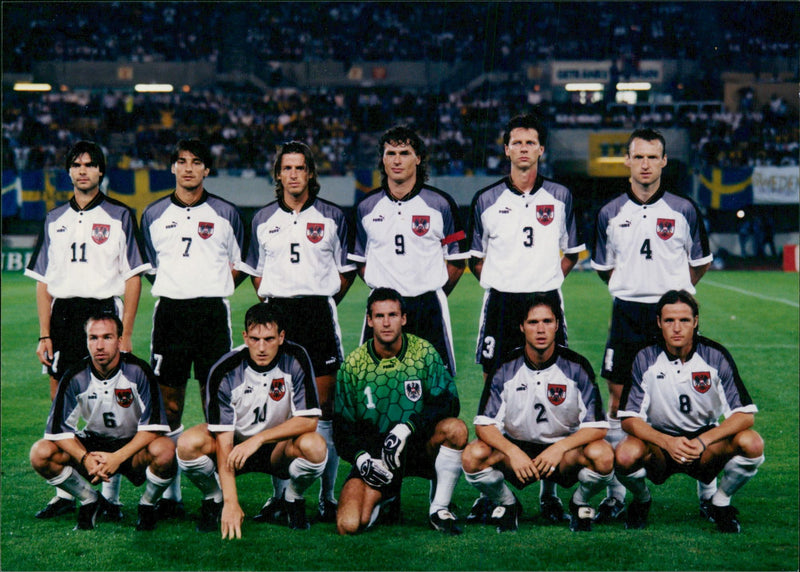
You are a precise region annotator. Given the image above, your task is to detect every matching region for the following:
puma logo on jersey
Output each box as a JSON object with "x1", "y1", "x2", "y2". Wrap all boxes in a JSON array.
[
  {"x1": 88, "y1": 393, "x2": 97, "y2": 400},
  {"x1": 498, "y1": 207, "x2": 512, "y2": 214},
  {"x1": 268, "y1": 226, "x2": 280, "y2": 234},
  {"x1": 656, "y1": 372, "x2": 665, "y2": 379},
  {"x1": 372, "y1": 215, "x2": 385, "y2": 222},
  {"x1": 619, "y1": 220, "x2": 631, "y2": 228},
  {"x1": 244, "y1": 385, "x2": 254, "y2": 394},
  {"x1": 166, "y1": 222, "x2": 178, "y2": 229},
  {"x1": 516, "y1": 384, "x2": 527, "y2": 391},
  {"x1": 57, "y1": 226, "x2": 67, "y2": 233}
]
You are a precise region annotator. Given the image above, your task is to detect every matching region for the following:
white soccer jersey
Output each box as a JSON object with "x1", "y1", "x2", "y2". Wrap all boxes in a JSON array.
[
  {"x1": 469, "y1": 176, "x2": 585, "y2": 293},
  {"x1": 45, "y1": 353, "x2": 169, "y2": 441},
  {"x1": 205, "y1": 343, "x2": 321, "y2": 441},
  {"x1": 25, "y1": 194, "x2": 150, "y2": 299},
  {"x1": 141, "y1": 191, "x2": 246, "y2": 299},
  {"x1": 244, "y1": 197, "x2": 356, "y2": 298},
  {"x1": 350, "y1": 185, "x2": 468, "y2": 296},
  {"x1": 618, "y1": 337, "x2": 758, "y2": 435},
  {"x1": 474, "y1": 347, "x2": 607, "y2": 444},
  {"x1": 591, "y1": 188, "x2": 713, "y2": 303}
]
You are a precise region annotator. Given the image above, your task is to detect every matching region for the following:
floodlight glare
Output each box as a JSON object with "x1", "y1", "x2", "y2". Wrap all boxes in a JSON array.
[
  {"x1": 13, "y1": 83, "x2": 52, "y2": 92},
  {"x1": 565, "y1": 83, "x2": 604, "y2": 92},
  {"x1": 134, "y1": 83, "x2": 174, "y2": 93}
]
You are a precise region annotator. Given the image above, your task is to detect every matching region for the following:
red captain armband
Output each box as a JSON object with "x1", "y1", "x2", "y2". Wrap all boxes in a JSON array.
[{"x1": 440, "y1": 230, "x2": 466, "y2": 246}]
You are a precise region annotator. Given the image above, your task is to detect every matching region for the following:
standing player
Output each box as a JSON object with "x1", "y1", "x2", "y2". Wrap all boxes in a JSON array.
[
  {"x1": 333, "y1": 288, "x2": 467, "y2": 536},
  {"x1": 349, "y1": 125, "x2": 468, "y2": 375},
  {"x1": 141, "y1": 139, "x2": 247, "y2": 518},
  {"x1": 591, "y1": 128, "x2": 713, "y2": 522},
  {"x1": 468, "y1": 112, "x2": 585, "y2": 519},
  {"x1": 29, "y1": 313, "x2": 175, "y2": 531},
  {"x1": 243, "y1": 141, "x2": 356, "y2": 522},
  {"x1": 615, "y1": 290, "x2": 764, "y2": 533},
  {"x1": 176, "y1": 303, "x2": 326, "y2": 537},
  {"x1": 25, "y1": 140, "x2": 150, "y2": 519},
  {"x1": 462, "y1": 294, "x2": 613, "y2": 533}
]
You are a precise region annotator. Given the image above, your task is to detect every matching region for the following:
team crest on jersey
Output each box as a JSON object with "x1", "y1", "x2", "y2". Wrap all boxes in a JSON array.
[
  {"x1": 536, "y1": 205, "x2": 554, "y2": 226},
  {"x1": 692, "y1": 371, "x2": 712, "y2": 394},
  {"x1": 306, "y1": 223, "x2": 325, "y2": 243},
  {"x1": 411, "y1": 215, "x2": 430, "y2": 237},
  {"x1": 547, "y1": 383, "x2": 567, "y2": 405},
  {"x1": 269, "y1": 378, "x2": 286, "y2": 401},
  {"x1": 198, "y1": 222, "x2": 214, "y2": 239},
  {"x1": 91, "y1": 224, "x2": 110, "y2": 245},
  {"x1": 114, "y1": 388, "x2": 134, "y2": 408},
  {"x1": 656, "y1": 218, "x2": 675, "y2": 240},
  {"x1": 404, "y1": 379, "x2": 422, "y2": 402}
]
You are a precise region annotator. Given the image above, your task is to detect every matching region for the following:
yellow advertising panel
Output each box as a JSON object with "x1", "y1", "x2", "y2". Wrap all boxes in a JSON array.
[{"x1": 588, "y1": 132, "x2": 630, "y2": 177}]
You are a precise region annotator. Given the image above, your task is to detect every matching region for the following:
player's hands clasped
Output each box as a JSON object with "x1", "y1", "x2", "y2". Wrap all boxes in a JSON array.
[
  {"x1": 381, "y1": 423, "x2": 412, "y2": 471},
  {"x1": 356, "y1": 453, "x2": 394, "y2": 488},
  {"x1": 665, "y1": 435, "x2": 703, "y2": 465}
]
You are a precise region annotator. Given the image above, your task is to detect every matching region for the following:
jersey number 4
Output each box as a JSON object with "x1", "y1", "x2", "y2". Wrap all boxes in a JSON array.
[{"x1": 640, "y1": 239, "x2": 653, "y2": 260}]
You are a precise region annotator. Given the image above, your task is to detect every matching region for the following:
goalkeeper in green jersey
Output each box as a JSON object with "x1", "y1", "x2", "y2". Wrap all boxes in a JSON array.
[{"x1": 333, "y1": 288, "x2": 467, "y2": 535}]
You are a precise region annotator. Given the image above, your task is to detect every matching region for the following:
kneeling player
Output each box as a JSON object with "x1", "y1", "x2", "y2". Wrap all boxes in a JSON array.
[
  {"x1": 333, "y1": 288, "x2": 468, "y2": 536},
  {"x1": 177, "y1": 303, "x2": 326, "y2": 538},
  {"x1": 30, "y1": 313, "x2": 175, "y2": 531},
  {"x1": 462, "y1": 294, "x2": 613, "y2": 532},
  {"x1": 615, "y1": 290, "x2": 765, "y2": 533}
]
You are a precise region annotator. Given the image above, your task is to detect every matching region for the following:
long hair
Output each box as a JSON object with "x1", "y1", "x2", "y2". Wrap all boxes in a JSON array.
[{"x1": 272, "y1": 141, "x2": 320, "y2": 201}]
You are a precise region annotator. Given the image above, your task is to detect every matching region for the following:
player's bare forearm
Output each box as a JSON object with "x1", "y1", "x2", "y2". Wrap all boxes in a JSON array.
[
  {"x1": 121, "y1": 275, "x2": 142, "y2": 351},
  {"x1": 357, "y1": 263, "x2": 366, "y2": 281},
  {"x1": 551, "y1": 427, "x2": 607, "y2": 456},
  {"x1": 698, "y1": 412, "x2": 754, "y2": 447},
  {"x1": 561, "y1": 252, "x2": 579, "y2": 277},
  {"x1": 443, "y1": 260, "x2": 465, "y2": 295},
  {"x1": 35, "y1": 282, "x2": 55, "y2": 365},
  {"x1": 232, "y1": 268, "x2": 247, "y2": 287},
  {"x1": 596, "y1": 269, "x2": 613, "y2": 284},
  {"x1": 621, "y1": 416, "x2": 673, "y2": 450},
  {"x1": 468, "y1": 257, "x2": 483, "y2": 281},
  {"x1": 56, "y1": 437, "x2": 90, "y2": 467},
  {"x1": 215, "y1": 432, "x2": 241, "y2": 504},
  {"x1": 99, "y1": 431, "x2": 156, "y2": 478},
  {"x1": 334, "y1": 270, "x2": 357, "y2": 304},
  {"x1": 689, "y1": 262, "x2": 711, "y2": 285}
]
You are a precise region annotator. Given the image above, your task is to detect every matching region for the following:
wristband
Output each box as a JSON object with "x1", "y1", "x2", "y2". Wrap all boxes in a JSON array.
[
  {"x1": 697, "y1": 437, "x2": 707, "y2": 452},
  {"x1": 80, "y1": 452, "x2": 89, "y2": 466},
  {"x1": 38, "y1": 336, "x2": 51, "y2": 341}
]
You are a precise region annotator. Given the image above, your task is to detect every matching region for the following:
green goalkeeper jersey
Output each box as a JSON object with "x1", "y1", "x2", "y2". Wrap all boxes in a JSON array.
[{"x1": 333, "y1": 333, "x2": 459, "y2": 462}]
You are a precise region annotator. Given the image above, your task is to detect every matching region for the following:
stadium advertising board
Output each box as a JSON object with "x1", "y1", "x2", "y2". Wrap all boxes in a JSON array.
[
  {"x1": 587, "y1": 132, "x2": 631, "y2": 177},
  {"x1": 552, "y1": 60, "x2": 663, "y2": 85}
]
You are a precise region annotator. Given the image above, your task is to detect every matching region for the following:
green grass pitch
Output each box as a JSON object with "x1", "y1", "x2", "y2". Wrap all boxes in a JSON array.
[{"x1": 1, "y1": 269, "x2": 798, "y2": 571}]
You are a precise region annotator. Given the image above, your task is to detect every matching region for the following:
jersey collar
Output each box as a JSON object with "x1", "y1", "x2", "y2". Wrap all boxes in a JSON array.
[
  {"x1": 171, "y1": 190, "x2": 208, "y2": 208},
  {"x1": 246, "y1": 348, "x2": 283, "y2": 373},
  {"x1": 69, "y1": 192, "x2": 106, "y2": 212},
  {"x1": 659, "y1": 336, "x2": 698, "y2": 363},
  {"x1": 278, "y1": 195, "x2": 316, "y2": 214},
  {"x1": 506, "y1": 174, "x2": 544, "y2": 196},
  {"x1": 627, "y1": 185, "x2": 666, "y2": 206},
  {"x1": 367, "y1": 333, "x2": 408, "y2": 364},
  {"x1": 383, "y1": 183, "x2": 422, "y2": 203},
  {"x1": 90, "y1": 360, "x2": 121, "y2": 381},
  {"x1": 523, "y1": 344, "x2": 560, "y2": 371}
]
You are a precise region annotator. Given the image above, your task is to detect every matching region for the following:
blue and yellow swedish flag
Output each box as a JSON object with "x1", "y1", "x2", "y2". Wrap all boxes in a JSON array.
[
  {"x1": 105, "y1": 169, "x2": 174, "y2": 220},
  {"x1": 354, "y1": 169, "x2": 380, "y2": 203},
  {"x1": 697, "y1": 166, "x2": 753, "y2": 210},
  {"x1": 16, "y1": 169, "x2": 175, "y2": 221},
  {"x1": 2, "y1": 170, "x2": 20, "y2": 217}
]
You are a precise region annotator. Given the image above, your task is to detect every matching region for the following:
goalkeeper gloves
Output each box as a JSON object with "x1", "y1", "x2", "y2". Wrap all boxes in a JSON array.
[
  {"x1": 356, "y1": 453, "x2": 394, "y2": 488},
  {"x1": 381, "y1": 423, "x2": 412, "y2": 471}
]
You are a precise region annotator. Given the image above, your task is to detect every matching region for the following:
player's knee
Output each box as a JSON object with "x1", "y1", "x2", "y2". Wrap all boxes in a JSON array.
[
  {"x1": 176, "y1": 428, "x2": 206, "y2": 461},
  {"x1": 297, "y1": 432, "x2": 328, "y2": 463},
  {"x1": 585, "y1": 440, "x2": 615, "y2": 474},
  {"x1": 737, "y1": 429, "x2": 765, "y2": 458},
  {"x1": 614, "y1": 439, "x2": 644, "y2": 472},
  {"x1": 439, "y1": 417, "x2": 468, "y2": 449},
  {"x1": 29, "y1": 439, "x2": 56, "y2": 471},
  {"x1": 462, "y1": 439, "x2": 492, "y2": 473},
  {"x1": 149, "y1": 437, "x2": 177, "y2": 476},
  {"x1": 336, "y1": 510, "x2": 362, "y2": 536}
]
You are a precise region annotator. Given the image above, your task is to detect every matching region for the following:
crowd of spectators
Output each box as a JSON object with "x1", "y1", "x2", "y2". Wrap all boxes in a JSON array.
[
  {"x1": 5, "y1": 2, "x2": 798, "y2": 72},
  {"x1": 3, "y1": 2, "x2": 797, "y2": 175}
]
